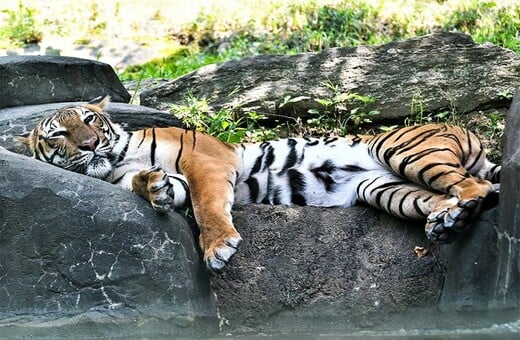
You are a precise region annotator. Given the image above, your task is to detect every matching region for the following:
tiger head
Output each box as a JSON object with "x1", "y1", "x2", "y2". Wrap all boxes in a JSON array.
[{"x1": 20, "y1": 96, "x2": 126, "y2": 179}]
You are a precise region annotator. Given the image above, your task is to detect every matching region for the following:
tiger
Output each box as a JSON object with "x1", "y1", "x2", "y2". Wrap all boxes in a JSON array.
[{"x1": 19, "y1": 96, "x2": 501, "y2": 271}]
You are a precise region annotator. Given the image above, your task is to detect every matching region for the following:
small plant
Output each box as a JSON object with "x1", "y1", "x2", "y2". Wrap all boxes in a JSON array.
[
  {"x1": 405, "y1": 92, "x2": 461, "y2": 126},
  {"x1": 169, "y1": 92, "x2": 274, "y2": 143},
  {"x1": 0, "y1": 1, "x2": 42, "y2": 47},
  {"x1": 498, "y1": 90, "x2": 513, "y2": 100},
  {"x1": 303, "y1": 81, "x2": 379, "y2": 136}
]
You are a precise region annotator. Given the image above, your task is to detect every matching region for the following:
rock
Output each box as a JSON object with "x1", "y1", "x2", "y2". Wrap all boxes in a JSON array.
[
  {"x1": 0, "y1": 102, "x2": 183, "y2": 155},
  {"x1": 210, "y1": 204, "x2": 445, "y2": 334},
  {"x1": 494, "y1": 88, "x2": 520, "y2": 309},
  {"x1": 0, "y1": 56, "x2": 131, "y2": 109},
  {"x1": 140, "y1": 33, "x2": 520, "y2": 123},
  {"x1": 0, "y1": 147, "x2": 217, "y2": 337}
]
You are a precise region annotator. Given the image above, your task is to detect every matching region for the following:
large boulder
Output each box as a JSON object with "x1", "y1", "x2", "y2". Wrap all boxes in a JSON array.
[
  {"x1": 140, "y1": 33, "x2": 520, "y2": 122},
  {"x1": 211, "y1": 204, "x2": 445, "y2": 334},
  {"x1": 0, "y1": 56, "x2": 131, "y2": 108},
  {"x1": 0, "y1": 148, "x2": 217, "y2": 337},
  {"x1": 494, "y1": 88, "x2": 520, "y2": 308}
]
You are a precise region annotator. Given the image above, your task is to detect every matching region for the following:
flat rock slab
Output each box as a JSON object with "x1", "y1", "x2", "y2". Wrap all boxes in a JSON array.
[
  {"x1": 140, "y1": 33, "x2": 520, "y2": 121},
  {"x1": 0, "y1": 56, "x2": 130, "y2": 108}
]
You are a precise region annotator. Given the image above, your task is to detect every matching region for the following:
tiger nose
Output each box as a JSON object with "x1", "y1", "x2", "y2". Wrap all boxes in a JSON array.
[{"x1": 78, "y1": 136, "x2": 99, "y2": 151}]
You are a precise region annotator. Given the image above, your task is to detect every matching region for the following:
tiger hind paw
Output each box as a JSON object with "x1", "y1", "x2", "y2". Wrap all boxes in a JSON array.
[{"x1": 425, "y1": 197, "x2": 483, "y2": 243}]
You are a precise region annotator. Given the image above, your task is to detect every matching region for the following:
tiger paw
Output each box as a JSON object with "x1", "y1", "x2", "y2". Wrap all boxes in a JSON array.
[
  {"x1": 443, "y1": 198, "x2": 483, "y2": 232},
  {"x1": 425, "y1": 215, "x2": 457, "y2": 243},
  {"x1": 132, "y1": 165, "x2": 173, "y2": 212},
  {"x1": 202, "y1": 234, "x2": 242, "y2": 271},
  {"x1": 425, "y1": 196, "x2": 483, "y2": 243}
]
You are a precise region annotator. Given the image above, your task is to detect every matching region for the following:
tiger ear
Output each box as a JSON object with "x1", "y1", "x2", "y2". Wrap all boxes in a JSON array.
[
  {"x1": 88, "y1": 95, "x2": 110, "y2": 109},
  {"x1": 16, "y1": 132, "x2": 36, "y2": 154}
]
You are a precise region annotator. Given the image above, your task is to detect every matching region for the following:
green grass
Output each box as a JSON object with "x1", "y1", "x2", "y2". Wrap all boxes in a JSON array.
[
  {"x1": 0, "y1": 1, "x2": 42, "y2": 48},
  {"x1": 118, "y1": 0, "x2": 520, "y2": 81}
]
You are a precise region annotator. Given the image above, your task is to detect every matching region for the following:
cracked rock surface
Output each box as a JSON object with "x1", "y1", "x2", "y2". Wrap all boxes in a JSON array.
[
  {"x1": 0, "y1": 148, "x2": 217, "y2": 336},
  {"x1": 0, "y1": 56, "x2": 131, "y2": 108}
]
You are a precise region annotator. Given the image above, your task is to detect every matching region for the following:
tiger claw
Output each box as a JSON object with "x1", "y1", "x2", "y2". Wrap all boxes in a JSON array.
[
  {"x1": 426, "y1": 196, "x2": 484, "y2": 242},
  {"x1": 204, "y1": 235, "x2": 242, "y2": 272},
  {"x1": 425, "y1": 218, "x2": 456, "y2": 244}
]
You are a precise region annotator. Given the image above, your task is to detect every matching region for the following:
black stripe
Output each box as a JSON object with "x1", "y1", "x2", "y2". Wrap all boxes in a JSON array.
[
  {"x1": 250, "y1": 153, "x2": 263, "y2": 175},
  {"x1": 324, "y1": 137, "x2": 338, "y2": 145},
  {"x1": 427, "y1": 169, "x2": 459, "y2": 186},
  {"x1": 138, "y1": 129, "x2": 147, "y2": 148},
  {"x1": 310, "y1": 160, "x2": 336, "y2": 192},
  {"x1": 398, "y1": 190, "x2": 417, "y2": 219},
  {"x1": 115, "y1": 132, "x2": 132, "y2": 164},
  {"x1": 465, "y1": 142, "x2": 484, "y2": 173},
  {"x1": 281, "y1": 139, "x2": 298, "y2": 173},
  {"x1": 37, "y1": 143, "x2": 51, "y2": 162},
  {"x1": 150, "y1": 128, "x2": 157, "y2": 166},
  {"x1": 264, "y1": 145, "x2": 275, "y2": 171},
  {"x1": 288, "y1": 169, "x2": 306, "y2": 205},
  {"x1": 398, "y1": 148, "x2": 454, "y2": 177},
  {"x1": 245, "y1": 177, "x2": 260, "y2": 202},
  {"x1": 112, "y1": 174, "x2": 125, "y2": 184},
  {"x1": 383, "y1": 129, "x2": 440, "y2": 165},
  {"x1": 441, "y1": 132, "x2": 466, "y2": 161},
  {"x1": 341, "y1": 165, "x2": 365, "y2": 172},
  {"x1": 359, "y1": 177, "x2": 380, "y2": 202},
  {"x1": 490, "y1": 165, "x2": 501, "y2": 182},
  {"x1": 374, "y1": 181, "x2": 408, "y2": 208},
  {"x1": 351, "y1": 136, "x2": 362, "y2": 145},
  {"x1": 413, "y1": 195, "x2": 428, "y2": 217},
  {"x1": 465, "y1": 128, "x2": 473, "y2": 165},
  {"x1": 445, "y1": 177, "x2": 469, "y2": 195},
  {"x1": 175, "y1": 134, "x2": 184, "y2": 173},
  {"x1": 385, "y1": 187, "x2": 401, "y2": 215},
  {"x1": 417, "y1": 162, "x2": 460, "y2": 185},
  {"x1": 169, "y1": 175, "x2": 191, "y2": 204},
  {"x1": 271, "y1": 186, "x2": 282, "y2": 205},
  {"x1": 370, "y1": 126, "x2": 418, "y2": 158},
  {"x1": 192, "y1": 129, "x2": 197, "y2": 150}
]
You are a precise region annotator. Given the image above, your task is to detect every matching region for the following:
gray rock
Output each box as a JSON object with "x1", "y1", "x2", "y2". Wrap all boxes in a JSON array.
[
  {"x1": 494, "y1": 88, "x2": 520, "y2": 309},
  {"x1": 210, "y1": 204, "x2": 446, "y2": 333},
  {"x1": 0, "y1": 147, "x2": 217, "y2": 337},
  {"x1": 0, "y1": 56, "x2": 131, "y2": 108},
  {"x1": 140, "y1": 33, "x2": 520, "y2": 123},
  {"x1": 0, "y1": 102, "x2": 183, "y2": 155}
]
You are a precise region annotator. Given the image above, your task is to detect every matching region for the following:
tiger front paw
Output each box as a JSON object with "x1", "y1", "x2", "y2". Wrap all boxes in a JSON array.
[
  {"x1": 201, "y1": 232, "x2": 242, "y2": 271},
  {"x1": 132, "y1": 165, "x2": 173, "y2": 212},
  {"x1": 425, "y1": 196, "x2": 483, "y2": 243}
]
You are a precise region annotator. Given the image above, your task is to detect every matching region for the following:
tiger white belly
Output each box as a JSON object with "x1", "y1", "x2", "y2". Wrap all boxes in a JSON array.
[{"x1": 234, "y1": 137, "x2": 385, "y2": 207}]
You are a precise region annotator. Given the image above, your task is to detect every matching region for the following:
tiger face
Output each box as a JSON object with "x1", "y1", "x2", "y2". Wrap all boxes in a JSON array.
[{"x1": 21, "y1": 97, "x2": 121, "y2": 179}]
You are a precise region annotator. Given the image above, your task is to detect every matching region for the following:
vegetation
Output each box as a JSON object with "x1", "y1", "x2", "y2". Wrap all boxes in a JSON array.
[
  {"x1": 119, "y1": 0, "x2": 520, "y2": 80},
  {"x1": 0, "y1": 1, "x2": 42, "y2": 48}
]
